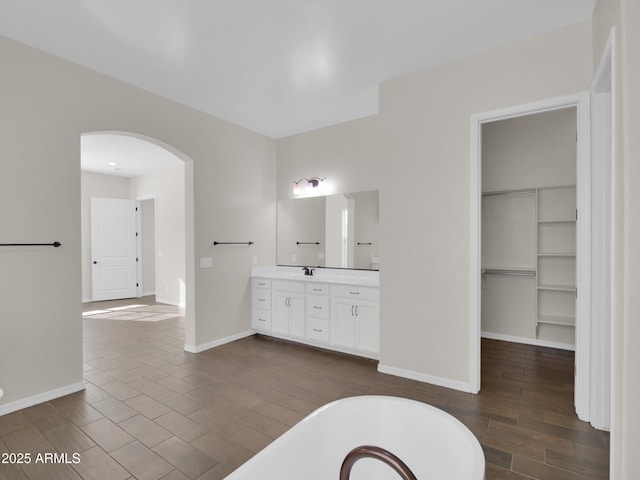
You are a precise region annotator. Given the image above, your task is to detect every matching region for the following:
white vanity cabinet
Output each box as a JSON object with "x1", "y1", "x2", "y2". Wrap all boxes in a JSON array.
[
  {"x1": 251, "y1": 268, "x2": 379, "y2": 359},
  {"x1": 271, "y1": 281, "x2": 306, "y2": 339},
  {"x1": 331, "y1": 285, "x2": 379, "y2": 355}
]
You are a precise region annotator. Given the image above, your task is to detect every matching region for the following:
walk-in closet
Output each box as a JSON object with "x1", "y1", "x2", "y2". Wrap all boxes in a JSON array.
[{"x1": 481, "y1": 107, "x2": 577, "y2": 349}]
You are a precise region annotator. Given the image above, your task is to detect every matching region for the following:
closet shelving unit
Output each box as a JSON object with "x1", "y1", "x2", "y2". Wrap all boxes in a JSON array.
[
  {"x1": 535, "y1": 185, "x2": 577, "y2": 337},
  {"x1": 482, "y1": 184, "x2": 577, "y2": 343}
]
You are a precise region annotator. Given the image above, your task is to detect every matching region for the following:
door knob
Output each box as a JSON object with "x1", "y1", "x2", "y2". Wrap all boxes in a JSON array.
[{"x1": 93, "y1": 261, "x2": 99, "y2": 264}]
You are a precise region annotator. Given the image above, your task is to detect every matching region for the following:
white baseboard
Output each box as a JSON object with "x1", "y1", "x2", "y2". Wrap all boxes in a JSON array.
[
  {"x1": 481, "y1": 331, "x2": 575, "y2": 351},
  {"x1": 142, "y1": 291, "x2": 156, "y2": 297},
  {"x1": 155, "y1": 297, "x2": 185, "y2": 309},
  {"x1": 82, "y1": 298, "x2": 92, "y2": 303},
  {"x1": 0, "y1": 382, "x2": 86, "y2": 416},
  {"x1": 377, "y1": 364, "x2": 476, "y2": 394},
  {"x1": 184, "y1": 330, "x2": 255, "y2": 353}
]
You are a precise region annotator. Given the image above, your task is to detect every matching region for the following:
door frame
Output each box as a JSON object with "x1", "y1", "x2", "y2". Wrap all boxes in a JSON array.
[
  {"x1": 136, "y1": 195, "x2": 158, "y2": 299},
  {"x1": 469, "y1": 92, "x2": 592, "y2": 420},
  {"x1": 589, "y1": 28, "x2": 615, "y2": 432}
]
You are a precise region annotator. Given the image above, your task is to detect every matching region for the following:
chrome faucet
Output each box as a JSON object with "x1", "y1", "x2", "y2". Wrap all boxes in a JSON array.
[
  {"x1": 302, "y1": 266, "x2": 315, "y2": 276},
  {"x1": 339, "y1": 445, "x2": 417, "y2": 480}
]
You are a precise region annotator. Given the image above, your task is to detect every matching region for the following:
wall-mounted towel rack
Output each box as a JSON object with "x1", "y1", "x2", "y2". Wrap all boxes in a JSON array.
[
  {"x1": 0, "y1": 241, "x2": 61, "y2": 247},
  {"x1": 482, "y1": 268, "x2": 535, "y2": 277},
  {"x1": 356, "y1": 242, "x2": 373, "y2": 246},
  {"x1": 296, "y1": 241, "x2": 320, "y2": 245},
  {"x1": 212, "y1": 241, "x2": 254, "y2": 246}
]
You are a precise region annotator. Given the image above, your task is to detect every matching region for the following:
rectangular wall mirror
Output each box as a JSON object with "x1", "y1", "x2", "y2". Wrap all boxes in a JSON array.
[{"x1": 277, "y1": 190, "x2": 379, "y2": 270}]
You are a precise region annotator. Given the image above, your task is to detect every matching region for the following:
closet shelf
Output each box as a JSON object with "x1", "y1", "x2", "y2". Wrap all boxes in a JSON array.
[
  {"x1": 537, "y1": 314, "x2": 575, "y2": 327},
  {"x1": 537, "y1": 284, "x2": 577, "y2": 292},
  {"x1": 482, "y1": 265, "x2": 536, "y2": 272},
  {"x1": 537, "y1": 253, "x2": 576, "y2": 257},
  {"x1": 537, "y1": 219, "x2": 576, "y2": 224}
]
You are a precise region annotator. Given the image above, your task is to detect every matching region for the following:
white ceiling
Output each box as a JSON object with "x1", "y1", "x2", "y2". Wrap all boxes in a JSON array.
[
  {"x1": 81, "y1": 134, "x2": 183, "y2": 177},
  {"x1": 0, "y1": 0, "x2": 595, "y2": 139}
]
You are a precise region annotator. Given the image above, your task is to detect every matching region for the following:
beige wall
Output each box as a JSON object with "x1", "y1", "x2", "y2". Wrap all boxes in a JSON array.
[
  {"x1": 130, "y1": 165, "x2": 185, "y2": 307},
  {"x1": 482, "y1": 108, "x2": 577, "y2": 191},
  {"x1": 276, "y1": 115, "x2": 380, "y2": 201},
  {"x1": 377, "y1": 21, "x2": 592, "y2": 385},
  {"x1": 0, "y1": 36, "x2": 275, "y2": 409}
]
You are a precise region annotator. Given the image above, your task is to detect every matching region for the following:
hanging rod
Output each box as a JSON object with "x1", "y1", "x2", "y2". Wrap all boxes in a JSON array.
[
  {"x1": 0, "y1": 242, "x2": 61, "y2": 247},
  {"x1": 212, "y1": 241, "x2": 254, "y2": 246},
  {"x1": 482, "y1": 268, "x2": 535, "y2": 277},
  {"x1": 357, "y1": 242, "x2": 373, "y2": 246},
  {"x1": 296, "y1": 241, "x2": 320, "y2": 245}
]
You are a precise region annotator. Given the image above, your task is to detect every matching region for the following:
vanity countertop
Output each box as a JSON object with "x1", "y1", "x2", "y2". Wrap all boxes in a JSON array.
[{"x1": 251, "y1": 266, "x2": 379, "y2": 287}]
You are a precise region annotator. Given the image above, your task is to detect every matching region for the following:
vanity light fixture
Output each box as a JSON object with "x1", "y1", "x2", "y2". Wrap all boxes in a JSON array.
[{"x1": 293, "y1": 176, "x2": 326, "y2": 194}]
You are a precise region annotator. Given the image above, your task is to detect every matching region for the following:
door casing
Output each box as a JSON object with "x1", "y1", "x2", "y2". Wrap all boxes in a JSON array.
[{"x1": 469, "y1": 92, "x2": 592, "y2": 422}]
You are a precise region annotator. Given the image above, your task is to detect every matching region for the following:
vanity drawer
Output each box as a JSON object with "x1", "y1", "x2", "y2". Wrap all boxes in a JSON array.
[
  {"x1": 331, "y1": 285, "x2": 379, "y2": 301},
  {"x1": 306, "y1": 283, "x2": 329, "y2": 295},
  {"x1": 306, "y1": 318, "x2": 330, "y2": 343},
  {"x1": 272, "y1": 280, "x2": 305, "y2": 293},
  {"x1": 306, "y1": 296, "x2": 330, "y2": 319},
  {"x1": 252, "y1": 278, "x2": 271, "y2": 289},
  {"x1": 252, "y1": 289, "x2": 271, "y2": 310},
  {"x1": 252, "y1": 309, "x2": 271, "y2": 331}
]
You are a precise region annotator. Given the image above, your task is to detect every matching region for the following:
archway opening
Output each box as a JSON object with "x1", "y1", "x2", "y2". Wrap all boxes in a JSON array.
[{"x1": 80, "y1": 131, "x2": 195, "y2": 348}]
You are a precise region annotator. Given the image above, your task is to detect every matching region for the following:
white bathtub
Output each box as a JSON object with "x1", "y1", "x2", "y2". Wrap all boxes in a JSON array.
[{"x1": 225, "y1": 395, "x2": 485, "y2": 479}]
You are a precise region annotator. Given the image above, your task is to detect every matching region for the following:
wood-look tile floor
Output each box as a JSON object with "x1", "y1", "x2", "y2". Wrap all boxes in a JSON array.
[{"x1": 0, "y1": 298, "x2": 609, "y2": 480}]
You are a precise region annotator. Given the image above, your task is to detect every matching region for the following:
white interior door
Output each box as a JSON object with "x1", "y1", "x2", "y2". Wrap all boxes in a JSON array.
[{"x1": 91, "y1": 197, "x2": 138, "y2": 301}]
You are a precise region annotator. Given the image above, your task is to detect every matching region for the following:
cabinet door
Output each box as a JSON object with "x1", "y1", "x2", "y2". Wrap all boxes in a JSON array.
[
  {"x1": 332, "y1": 299, "x2": 356, "y2": 348},
  {"x1": 355, "y1": 302, "x2": 379, "y2": 354},
  {"x1": 272, "y1": 293, "x2": 290, "y2": 335},
  {"x1": 288, "y1": 294, "x2": 306, "y2": 339}
]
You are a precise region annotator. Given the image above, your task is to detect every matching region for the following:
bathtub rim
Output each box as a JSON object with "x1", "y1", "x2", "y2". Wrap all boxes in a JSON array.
[{"x1": 226, "y1": 394, "x2": 486, "y2": 479}]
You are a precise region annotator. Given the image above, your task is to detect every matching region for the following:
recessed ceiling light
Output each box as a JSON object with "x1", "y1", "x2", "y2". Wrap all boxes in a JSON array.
[{"x1": 108, "y1": 162, "x2": 118, "y2": 166}]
